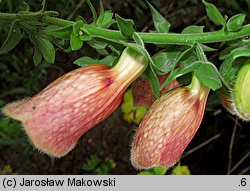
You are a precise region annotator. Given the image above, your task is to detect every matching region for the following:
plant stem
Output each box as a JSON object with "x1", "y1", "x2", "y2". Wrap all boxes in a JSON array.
[{"x1": 0, "y1": 12, "x2": 250, "y2": 45}]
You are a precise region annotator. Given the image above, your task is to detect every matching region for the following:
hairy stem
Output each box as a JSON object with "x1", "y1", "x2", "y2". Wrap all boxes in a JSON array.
[{"x1": 0, "y1": 12, "x2": 250, "y2": 45}]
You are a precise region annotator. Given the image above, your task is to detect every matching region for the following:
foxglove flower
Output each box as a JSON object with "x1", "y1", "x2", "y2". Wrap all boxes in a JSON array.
[
  {"x1": 132, "y1": 74, "x2": 180, "y2": 108},
  {"x1": 131, "y1": 76, "x2": 210, "y2": 169},
  {"x1": 2, "y1": 48, "x2": 148, "y2": 157},
  {"x1": 232, "y1": 60, "x2": 250, "y2": 121}
]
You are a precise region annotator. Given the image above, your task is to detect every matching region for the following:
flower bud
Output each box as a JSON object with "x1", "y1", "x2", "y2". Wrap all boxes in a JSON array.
[
  {"x1": 232, "y1": 60, "x2": 250, "y2": 121},
  {"x1": 132, "y1": 74, "x2": 180, "y2": 108},
  {"x1": 131, "y1": 76, "x2": 210, "y2": 169},
  {"x1": 2, "y1": 47, "x2": 148, "y2": 157}
]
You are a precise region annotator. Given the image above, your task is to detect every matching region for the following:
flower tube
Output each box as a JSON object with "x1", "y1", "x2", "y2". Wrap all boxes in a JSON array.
[{"x1": 3, "y1": 47, "x2": 148, "y2": 157}]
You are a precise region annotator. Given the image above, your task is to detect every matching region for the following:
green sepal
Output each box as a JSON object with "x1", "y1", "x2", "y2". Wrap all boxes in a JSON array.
[
  {"x1": 195, "y1": 63, "x2": 222, "y2": 91},
  {"x1": 144, "y1": 63, "x2": 160, "y2": 98},
  {"x1": 160, "y1": 61, "x2": 200, "y2": 90}
]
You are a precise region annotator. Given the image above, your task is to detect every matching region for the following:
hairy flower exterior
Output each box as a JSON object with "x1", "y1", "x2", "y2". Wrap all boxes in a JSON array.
[
  {"x1": 131, "y1": 76, "x2": 210, "y2": 169},
  {"x1": 219, "y1": 93, "x2": 235, "y2": 115},
  {"x1": 232, "y1": 60, "x2": 250, "y2": 121},
  {"x1": 132, "y1": 74, "x2": 180, "y2": 108},
  {"x1": 2, "y1": 48, "x2": 147, "y2": 157}
]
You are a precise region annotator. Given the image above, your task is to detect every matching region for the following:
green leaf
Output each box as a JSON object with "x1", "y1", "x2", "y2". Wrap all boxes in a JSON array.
[
  {"x1": 44, "y1": 25, "x2": 72, "y2": 39},
  {"x1": 153, "y1": 46, "x2": 194, "y2": 75},
  {"x1": 0, "y1": 21, "x2": 22, "y2": 55},
  {"x1": 115, "y1": 14, "x2": 135, "y2": 39},
  {"x1": 49, "y1": 37, "x2": 70, "y2": 51},
  {"x1": 97, "y1": 11, "x2": 115, "y2": 28},
  {"x1": 195, "y1": 63, "x2": 222, "y2": 90},
  {"x1": 86, "y1": 0, "x2": 97, "y2": 24},
  {"x1": 219, "y1": 46, "x2": 236, "y2": 60},
  {"x1": 88, "y1": 40, "x2": 107, "y2": 50},
  {"x1": 98, "y1": 55, "x2": 117, "y2": 66},
  {"x1": 171, "y1": 164, "x2": 190, "y2": 175},
  {"x1": 98, "y1": 0, "x2": 105, "y2": 24},
  {"x1": 35, "y1": 35, "x2": 55, "y2": 63},
  {"x1": 226, "y1": 14, "x2": 246, "y2": 32},
  {"x1": 147, "y1": 1, "x2": 170, "y2": 33},
  {"x1": 96, "y1": 1, "x2": 115, "y2": 28},
  {"x1": 152, "y1": 167, "x2": 169, "y2": 175},
  {"x1": 33, "y1": 45, "x2": 43, "y2": 66},
  {"x1": 219, "y1": 46, "x2": 250, "y2": 84},
  {"x1": 161, "y1": 61, "x2": 200, "y2": 90},
  {"x1": 145, "y1": 63, "x2": 160, "y2": 98},
  {"x1": 82, "y1": 155, "x2": 101, "y2": 171},
  {"x1": 70, "y1": 33, "x2": 83, "y2": 50},
  {"x1": 230, "y1": 46, "x2": 250, "y2": 60},
  {"x1": 153, "y1": 51, "x2": 182, "y2": 74},
  {"x1": 73, "y1": 57, "x2": 98, "y2": 66},
  {"x1": 182, "y1": 25, "x2": 204, "y2": 34},
  {"x1": 220, "y1": 45, "x2": 250, "y2": 62},
  {"x1": 74, "y1": 55, "x2": 116, "y2": 67},
  {"x1": 202, "y1": 0, "x2": 226, "y2": 26}
]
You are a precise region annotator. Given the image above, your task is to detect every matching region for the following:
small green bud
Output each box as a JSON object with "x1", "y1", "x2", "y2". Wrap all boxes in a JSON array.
[{"x1": 233, "y1": 60, "x2": 250, "y2": 121}]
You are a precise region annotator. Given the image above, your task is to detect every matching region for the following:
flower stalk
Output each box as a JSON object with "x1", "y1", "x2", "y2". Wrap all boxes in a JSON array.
[{"x1": 0, "y1": 12, "x2": 250, "y2": 45}]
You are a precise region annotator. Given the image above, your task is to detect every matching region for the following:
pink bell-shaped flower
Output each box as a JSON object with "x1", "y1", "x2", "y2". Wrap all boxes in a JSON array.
[
  {"x1": 3, "y1": 47, "x2": 148, "y2": 157},
  {"x1": 131, "y1": 76, "x2": 210, "y2": 169}
]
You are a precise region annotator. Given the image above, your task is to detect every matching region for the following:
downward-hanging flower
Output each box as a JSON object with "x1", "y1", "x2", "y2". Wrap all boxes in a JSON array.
[
  {"x1": 131, "y1": 76, "x2": 210, "y2": 169},
  {"x1": 2, "y1": 47, "x2": 148, "y2": 157}
]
